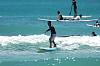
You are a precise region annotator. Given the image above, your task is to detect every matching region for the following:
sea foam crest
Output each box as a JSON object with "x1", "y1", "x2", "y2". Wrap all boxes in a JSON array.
[
  {"x1": 0, "y1": 34, "x2": 48, "y2": 46},
  {"x1": 0, "y1": 34, "x2": 100, "y2": 50},
  {"x1": 56, "y1": 36, "x2": 100, "y2": 50}
]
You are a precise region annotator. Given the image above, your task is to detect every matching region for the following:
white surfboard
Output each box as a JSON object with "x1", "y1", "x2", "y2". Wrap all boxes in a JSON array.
[
  {"x1": 38, "y1": 18, "x2": 57, "y2": 21},
  {"x1": 39, "y1": 47, "x2": 57, "y2": 51},
  {"x1": 38, "y1": 18, "x2": 98, "y2": 22},
  {"x1": 86, "y1": 24, "x2": 93, "y2": 27},
  {"x1": 86, "y1": 24, "x2": 100, "y2": 27}
]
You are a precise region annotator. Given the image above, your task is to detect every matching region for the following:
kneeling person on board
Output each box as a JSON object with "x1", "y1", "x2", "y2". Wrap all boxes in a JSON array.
[
  {"x1": 45, "y1": 21, "x2": 57, "y2": 48},
  {"x1": 57, "y1": 11, "x2": 63, "y2": 20}
]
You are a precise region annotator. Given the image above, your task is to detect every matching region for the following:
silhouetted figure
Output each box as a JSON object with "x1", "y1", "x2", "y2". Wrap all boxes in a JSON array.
[
  {"x1": 94, "y1": 21, "x2": 100, "y2": 27},
  {"x1": 57, "y1": 11, "x2": 63, "y2": 20},
  {"x1": 45, "y1": 21, "x2": 56, "y2": 48},
  {"x1": 72, "y1": 0, "x2": 77, "y2": 17},
  {"x1": 91, "y1": 32, "x2": 97, "y2": 36}
]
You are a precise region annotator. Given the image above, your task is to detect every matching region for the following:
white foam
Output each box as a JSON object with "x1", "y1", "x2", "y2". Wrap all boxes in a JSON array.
[
  {"x1": 0, "y1": 34, "x2": 48, "y2": 46},
  {"x1": 55, "y1": 36, "x2": 100, "y2": 50},
  {"x1": 0, "y1": 35, "x2": 100, "y2": 50}
]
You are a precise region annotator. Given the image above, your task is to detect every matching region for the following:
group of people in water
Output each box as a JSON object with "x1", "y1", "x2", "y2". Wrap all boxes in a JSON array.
[
  {"x1": 45, "y1": 21, "x2": 98, "y2": 48},
  {"x1": 57, "y1": 0, "x2": 80, "y2": 20},
  {"x1": 44, "y1": 0, "x2": 99, "y2": 48}
]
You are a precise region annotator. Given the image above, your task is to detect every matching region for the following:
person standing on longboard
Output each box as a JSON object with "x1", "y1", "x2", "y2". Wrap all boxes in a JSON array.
[
  {"x1": 45, "y1": 21, "x2": 56, "y2": 48},
  {"x1": 72, "y1": 0, "x2": 77, "y2": 17}
]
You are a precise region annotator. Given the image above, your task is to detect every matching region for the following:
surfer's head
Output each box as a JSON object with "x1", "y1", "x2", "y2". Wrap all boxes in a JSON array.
[{"x1": 48, "y1": 21, "x2": 51, "y2": 27}]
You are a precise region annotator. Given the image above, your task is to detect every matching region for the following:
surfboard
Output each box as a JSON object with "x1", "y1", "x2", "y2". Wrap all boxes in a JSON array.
[
  {"x1": 39, "y1": 47, "x2": 57, "y2": 51},
  {"x1": 86, "y1": 24, "x2": 100, "y2": 27},
  {"x1": 86, "y1": 24, "x2": 93, "y2": 27},
  {"x1": 38, "y1": 18, "x2": 57, "y2": 21},
  {"x1": 62, "y1": 15, "x2": 92, "y2": 19},
  {"x1": 38, "y1": 18, "x2": 98, "y2": 22}
]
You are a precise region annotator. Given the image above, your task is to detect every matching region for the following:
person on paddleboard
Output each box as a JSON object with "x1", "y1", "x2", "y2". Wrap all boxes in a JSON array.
[
  {"x1": 57, "y1": 11, "x2": 63, "y2": 20},
  {"x1": 94, "y1": 21, "x2": 100, "y2": 27},
  {"x1": 72, "y1": 0, "x2": 77, "y2": 17},
  {"x1": 45, "y1": 21, "x2": 57, "y2": 48}
]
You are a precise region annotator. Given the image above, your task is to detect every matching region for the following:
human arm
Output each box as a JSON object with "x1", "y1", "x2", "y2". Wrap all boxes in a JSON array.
[{"x1": 44, "y1": 28, "x2": 51, "y2": 34}]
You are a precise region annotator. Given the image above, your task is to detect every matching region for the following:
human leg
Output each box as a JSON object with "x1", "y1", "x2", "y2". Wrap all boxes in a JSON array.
[
  {"x1": 49, "y1": 37, "x2": 52, "y2": 48},
  {"x1": 53, "y1": 41, "x2": 56, "y2": 47},
  {"x1": 51, "y1": 34, "x2": 56, "y2": 47}
]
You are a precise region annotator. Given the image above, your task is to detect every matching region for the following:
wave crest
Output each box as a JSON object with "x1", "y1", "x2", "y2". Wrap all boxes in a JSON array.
[{"x1": 0, "y1": 34, "x2": 100, "y2": 50}]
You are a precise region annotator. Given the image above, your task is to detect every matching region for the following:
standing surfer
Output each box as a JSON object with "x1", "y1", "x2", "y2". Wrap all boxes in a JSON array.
[
  {"x1": 45, "y1": 21, "x2": 57, "y2": 48},
  {"x1": 72, "y1": 0, "x2": 77, "y2": 17}
]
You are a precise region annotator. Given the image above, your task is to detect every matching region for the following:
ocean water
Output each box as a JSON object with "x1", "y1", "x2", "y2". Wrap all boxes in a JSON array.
[{"x1": 0, "y1": 0, "x2": 100, "y2": 66}]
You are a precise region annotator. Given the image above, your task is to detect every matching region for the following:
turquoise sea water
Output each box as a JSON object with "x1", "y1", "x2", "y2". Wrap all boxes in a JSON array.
[{"x1": 0, "y1": 0, "x2": 100, "y2": 66}]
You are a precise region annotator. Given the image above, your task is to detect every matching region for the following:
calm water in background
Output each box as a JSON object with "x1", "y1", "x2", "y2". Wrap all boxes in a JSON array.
[{"x1": 0, "y1": 0, "x2": 100, "y2": 66}]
